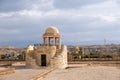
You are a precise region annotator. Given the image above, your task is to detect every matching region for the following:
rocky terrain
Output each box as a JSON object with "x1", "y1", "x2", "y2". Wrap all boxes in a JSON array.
[{"x1": 0, "y1": 46, "x2": 26, "y2": 60}]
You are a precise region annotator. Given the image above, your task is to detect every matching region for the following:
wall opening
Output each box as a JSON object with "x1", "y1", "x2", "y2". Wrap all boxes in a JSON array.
[{"x1": 41, "y1": 54, "x2": 46, "y2": 66}]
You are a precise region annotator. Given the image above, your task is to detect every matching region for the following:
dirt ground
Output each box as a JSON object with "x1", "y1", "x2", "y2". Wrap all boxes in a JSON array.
[
  {"x1": 0, "y1": 64, "x2": 120, "y2": 80},
  {"x1": 41, "y1": 65, "x2": 120, "y2": 80}
]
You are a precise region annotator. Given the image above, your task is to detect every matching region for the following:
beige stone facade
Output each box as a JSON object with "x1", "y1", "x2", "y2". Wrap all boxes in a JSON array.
[{"x1": 26, "y1": 26, "x2": 68, "y2": 69}]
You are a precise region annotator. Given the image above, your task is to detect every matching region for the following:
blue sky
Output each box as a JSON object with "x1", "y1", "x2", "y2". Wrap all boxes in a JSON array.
[{"x1": 0, "y1": 0, "x2": 120, "y2": 47}]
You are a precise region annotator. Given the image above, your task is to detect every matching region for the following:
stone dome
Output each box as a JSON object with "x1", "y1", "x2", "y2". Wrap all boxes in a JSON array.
[{"x1": 45, "y1": 26, "x2": 59, "y2": 34}]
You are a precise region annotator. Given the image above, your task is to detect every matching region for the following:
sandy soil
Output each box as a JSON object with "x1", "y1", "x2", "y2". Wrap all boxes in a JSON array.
[
  {"x1": 41, "y1": 66, "x2": 120, "y2": 80},
  {"x1": 0, "y1": 66, "x2": 46, "y2": 80},
  {"x1": 0, "y1": 65, "x2": 120, "y2": 80},
  {"x1": 0, "y1": 67, "x2": 5, "y2": 71}
]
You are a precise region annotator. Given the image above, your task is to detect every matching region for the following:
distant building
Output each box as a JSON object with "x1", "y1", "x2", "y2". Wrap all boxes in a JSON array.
[
  {"x1": 26, "y1": 26, "x2": 68, "y2": 69},
  {"x1": 67, "y1": 45, "x2": 120, "y2": 61}
]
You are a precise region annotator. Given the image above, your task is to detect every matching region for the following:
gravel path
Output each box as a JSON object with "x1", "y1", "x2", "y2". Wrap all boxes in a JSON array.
[{"x1": 41, "y1": 66, "x2": 120, "y2": 80}]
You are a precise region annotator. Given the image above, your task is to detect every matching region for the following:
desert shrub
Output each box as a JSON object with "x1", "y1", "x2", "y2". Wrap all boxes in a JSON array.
[
  {"x1": 102, "y1": 55, "x2": 112, "y2": 58},
  {"x1": 84, "y1": 55, "x2": 89, "y2": 58},
  {"x1": 106, "y1": 55, "x2": 112, "y2": 58}
]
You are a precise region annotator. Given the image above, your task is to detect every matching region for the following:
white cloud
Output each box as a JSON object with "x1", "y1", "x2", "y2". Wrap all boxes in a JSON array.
[
  {"x1": 98, "y1": 15, "x2": 117, "y2": 22},
  {"x1": 31, "y1": 0, "x2": 54, "y2": 10},
  {"x1": 0, "y1": 29, "x2": 20, "y2": 34},
  {"x1": 0, "y1": 12, "x2": 14, "y2": 17},
  {"x1": 0, "y1": 0, "x2": 120, "y2": 21},
  {"x1": 0, "y1": 0, "x2": 120, "y2": 47},
  {"x1": 80, "y1": 0, "x2": 120, "y2": 18}
]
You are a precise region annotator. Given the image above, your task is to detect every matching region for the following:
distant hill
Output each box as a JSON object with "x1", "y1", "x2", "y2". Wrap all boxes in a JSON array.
[
  {"x1": 0, "y1": 46, "x2": 26, "y2": 55},
  {"x1": 0, "y1": 46, "x2": 17, "y2": 49}
]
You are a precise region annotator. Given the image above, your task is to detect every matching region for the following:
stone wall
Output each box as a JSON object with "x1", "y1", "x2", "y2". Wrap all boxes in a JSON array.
[
  {"x1": 50, "y1": 45, "x2": 68, "y2": 69},
  {"x1": 26, "y1": 45, "x2": 68, "y2": 69}
]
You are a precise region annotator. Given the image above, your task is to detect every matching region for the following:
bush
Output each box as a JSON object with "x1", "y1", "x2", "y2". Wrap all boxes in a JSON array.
[
  {"x1": 84, "y1": 55, "x2": 89, "y2": 58},
  {"x1": 106, "y1": 55, "x2": 112, "y2": 58},
  {"x1": 90, "y1": 55, "x2": 99, "y2": 58},
  {"x1": 1, "y1": 55, "x2": 5, "y2": 59},
  {"x1": 90, "y1": 52, "x2": 95, "y2": 56},
  {"x1": 102, "y1": 55, "x2": 112, "y2": 58}
]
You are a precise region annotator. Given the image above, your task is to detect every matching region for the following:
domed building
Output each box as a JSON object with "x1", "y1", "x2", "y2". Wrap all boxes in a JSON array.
[
  {"x1": 26, "y1": 26, "x2": 68, "y2": 69},
  {"x1": 74, "y1": 46, "x2": 80, "y2": 53}
]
